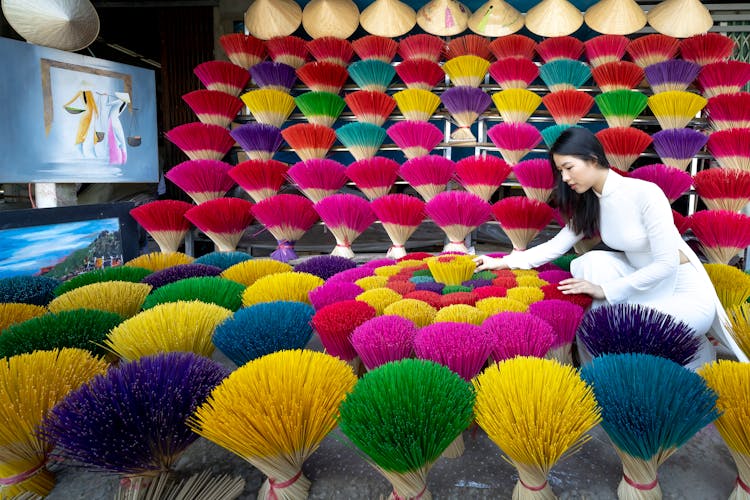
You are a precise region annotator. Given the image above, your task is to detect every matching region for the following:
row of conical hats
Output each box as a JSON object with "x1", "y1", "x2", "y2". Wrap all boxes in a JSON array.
[{"x1": 246, "y1": 0, "x2": 713, "y2": 40}]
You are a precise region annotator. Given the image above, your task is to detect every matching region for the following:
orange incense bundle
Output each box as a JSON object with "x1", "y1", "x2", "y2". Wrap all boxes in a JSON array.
[
  {"x1": 693, "y1": 168, "x2": 750, "y2": 212},
  {"x1": 454, "y1": 155, "x2": 512, "y2": 202},
  {"x1": 164, "y1": 123, "x2": 235, "y2": 161},
  {"x1": 219, "y1": 33, "x2": 266, "y2": 69},
  {"x1": 265, "y1": 35, "x2": 308, "y2": 69},
  {"x1": 185, "y1": 198, "x2": 255, "y2": 252},
  {"x1": 281, "y1": 123, "x2": 336, "y2": 161},
  {"x1": 445, "y1": 34, "x2": 492, "y2": 61},
  {"x1": 296, "y1": 61, "x2": 349, "y2": 94},
  {"x1": 492, "y1": 196, "x2": 554, "y2": 251},
  {"x1": 307, "y1": 36, "x2": 354, "y2": 67},
  {"x1": 398, "y1": 34, "x2": 445, "y2": 63},
  {"x1": 595, "y1": 127, "x2": 653, "y2": 172},
  {"x1": 193, "y1": 60, "x2": 250, "y2": 97},
  {"x1": 542, "y1": 90, "x2": 594, "y2": 126},
  {"x1": 591, "y1": 61, "x2": 645, "y2": 92},
  {"x1": 536, "y1": 36, "x2": 584, "y2": 63},
  {"x1": 371, "y1": 194, "x2": 426, "y2": 259},
  {"x1": 287, "y1": 158, "x2": 348, "y2": 203},
  {"x1": 346, "y1": 157, "x2": 400, "y2": 200},
  {"x1": 182, "y1": 90, "x2": 243, "y2": 128},
  {"x1": 425, "y1": 191, "x2": 491, "y2": 254},
  {"x1": 626, "y1": 34, "x2": 680, "y2": 68},
  {"x1": 129, "y1": 200, "x2": 193, "y2": 254},
  {"x1": 488, "y1": 34, "x2": 536, "y2": 60},
  {"x1": 584, "y1": 34, "x2": 629, "y2": 67},
  {"x1": 352, "y1": 35, "x2": 398, "y2": 63},
  {"x1": 165, "y1": 159, "x2": 235, "y2": 204},
  {"x1": 395, "y1": 59, "x2": 446, "y2": 91},
  {"x1": 229, "y1": 159, "x2": 288, "y2": 203}
]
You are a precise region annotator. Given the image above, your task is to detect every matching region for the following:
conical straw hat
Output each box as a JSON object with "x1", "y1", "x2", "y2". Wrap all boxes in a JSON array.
[
  {"x1": 648, "y1": 0, "x2": 713, "y2": 38},
  {"x1": 417, "y1": 0, "x2": 471, "y2": 37},
  {"x1": 1, "y1": 0, "x2": 100, "y2": 51},
  {"x1": 468, "y1": 0, "x2": 524, "y2": 37},
  {"x1": 585, "y1": 0, "x2": 646, "y2": 35},
  {"x1": 361, "y1": 0, "x2": 417, "y2": 38},
  {"x1": 525, "y1": 0, "x2": 584, "y2": 37},
  {"x1": 303, "y1": 0, "x2": 360, "y2": 39},
  {"x1": 244, "y1": 0, "x2": 301, "y2": 40}
]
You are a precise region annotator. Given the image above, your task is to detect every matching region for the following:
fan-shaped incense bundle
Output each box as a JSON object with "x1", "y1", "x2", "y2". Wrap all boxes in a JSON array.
[
  {"x1": 351, "y1": 315, "x2": 417, "y2": 370},
  {"x1": 492, "y1": 88, "x2": 542, "y2": 124},
  {"x1": 489, "y1": 34, "x2": 536, "y2": 60},
  {"x1": 242, "y1": 271, "x2": 323, "y2": 306},
  {"x1": 213, "y1": 301, "x2": 315, "y2": 366},
  {"x1": 229, "y1": 159, "x2": 288, "y2": 203},
  {"x1": 626, "y1": 34, "x2": 680, "y2": 68},
  {"x1": 314, "y1": 194, "x2": 376, "y2": 258},
  {"x1": 221, "y1": 259, "x2": 291, "y2": 287},
  {"x1": 629, "y1": 163, "x2": 690, "y2": 202},
  {"x1": 594, "y1": 90, "x2": 648, "y2": 129},
  {"x1": 595, "y1": 127, "x2": 653, "y2": 171},
  {"x1": 294, "y1": 255, "x2": 357, "y2": 280},
  {"x1": 252, "y1": 193, "x2": 319, "y2": 262},
  {"x1": 185, "y1": 197, "x2": 255, "y2": 252},
  {"x1": 487, "y1": 122, "x2": 543, "y2": 165},
  {"x1": 644, "y1": 60, "x2": 701, "y2": 94},
  {"x1": 445, "y1": 34, "x2": 492, "y2": 60},
  {"x1": 282, "y1": 123, "x2": 337, "y2": 161},
  {"x1": 705, "y1": 93, "x2": 750, "y2": 131},
  {"x1": 492, "y1": 196, "x2": 554, "y2": 250},
  {"x1": 194, "y1": 60, "x2": 249, "y2": 97},
  {"x1": 652, "y1": 128, "x2": 709, "y2": 171},
  {"x1": 386, "y1": 121, "x2": 443, "y2": 160},
  {"x1": 647, "y1": 90, "x2": 707, "y2": 130},
  {"x1": 689, "y1": 209, "x2": 750, "y2": 264},
  {"x1": 527, "y1": 298, "x2": 584, "y2": 365},
  {"x1": 346, "y1": 157, "x2": 399, "y2": 200},
  {"x1": 536, "y1": 36, "x2": 584, "y2": 63},
  {"x1": 219, "y1": 33, "x2": 266, "y2": 69},
  {"x1": 693, "y1": 167, "x2": 750, "y2": 212},
  {"x1": 190, "y1": 350, "x2": 357, "y2": 500},
  {"x1": 443, "y1": 55, "x2": 491, "y2": 88},
  {"x1": 454, "y1": 155, "x2": 512, "y2": 201},
  {"x1": 513, "y1": 159, "x2": 555, "y2": 202},
  {"x1": 395, "y1": 59, "x2": 445, "y2": 91},
  {"x1": 130, "y1": 200, "x2": 193, "y2": 254},
  {"x1": 474, "y1": 356, "x2": 601, "y2": 499},
  {"x1": 398, "y1": 33, "x2": 445, "y2": 63},
  {"x1": 336, "y1": 122, "x2": 387, "y2": 161},
  {"x1": 165, "y1": 123, "x2": 235, "y2": 161},
  {"x1": 707, "y1": 128, "x2": 750, "y2": 172},
  {"x1": 231, "y1": 122, "x2": 283, "y2": 161},
  {"x1": 41, "y1": 353, "x2": 228, "y2": 479},
  {"x1": 580, "y1": 353, "x2": 719, "y2": 499},
  {"x1": 0, "y1": 303, "x2": 46, "y2": 334},
  {"x1": 294, "y1": 91, "x2": 346, "y2": 127},
  {"x1": 348, "y1": 60, "x2": 396, "y2": 93},
  {"x1": 307, "y1": 36, "x2": 354, "y2": 67},
  {"x1": 441, "y1": 86, "x2": 492, "y2": 141},
  {"x1": 182, "y1": 89, "x2": 243, "y2": 127},
  {"x1": 104, "y1": 301, "x2": 232, "y2": 360},
  {"x1": 541, "y1": 123, "x2": 578, "y2": 148},
  {"x1": 370, "y1": 194, "x2": 426, "y2": 259},
  {"x1": 141, "y1": 263, "x2": 222, "y2": 290},
  {"x1": 425, "y1": 191, "x2": 492, "y2": 253},
  {"x1": 539, "y1": 59, "x2": 592, "y2": 92},
  {"x1": 125, "y1": 252, "x2": 194, "y2": 272},
  {"x1": 393, "y1": 88, "x2": 442, "y2": 123},
  {"x1": 399, "y1": 155, "x2": 456, "y2": 201},
  {"x1": 142, "y1": 276, "x2": 245, "y2": 311},
  {"x1": 705, "y1": 263, "x2": 750, "y2": 311},
  {"x1": 165, "y1": 159, "x2": 235, "y2": 204},
  {"x1": 483, "y1": 311, "x2": 555, "y2": 361},
  {"x1": 591, "y1": 60, "x2": 645, "y2": 92},
  {"x1": 49, "y1": 281, "x2": 151, "y2": 318},
  {"x1": 287, "y1": 158, "x2": 347, "y2": 203},
  {"x1": 296, "y1": 61, "x2": 349, "y2": 94},
  {"x1": 249, "y1": 61, "x2": 297, "y2": 92},
  {"x1": 0, "y1": 349, "x2": 107, "y2": 498},
  {"x1": 53, "y1": 267, "x2": 149, "y2": 297},
  {"x1": 338, "y1": 359, "x2": 475, "y2": 499},
  {"x1": 266, "y1": 35, "x2": 309, "y2": 69},
  {"x1": 344, "y1": 90, "x2": 396, "y2": 127},
  {"x1": 240, "y1": 89, "x2": 296, "y2": 128},
  {"x1": 489, "y1": 57, "x2": 539, "y2": 90},
  {"x1": 697, "y1": 60, "x2": 750, "y2": 98},
  {"x1": 584, "y1": 34, "x2": 629, "y2": 67},
  {"x1": 541, "y1": 89, "x2": 594, "y2": 126},
  {"x1": 352, "y1": 35, "x2": 398, "y2": 63},
  {"x1": 426, "y1": 255, "x2": 476, "y2": 286}
]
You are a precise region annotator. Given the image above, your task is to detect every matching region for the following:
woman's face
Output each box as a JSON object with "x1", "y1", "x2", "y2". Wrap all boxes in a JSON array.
[{"x1": 552, "y1": 154, "x2": 607, "y2": 194}]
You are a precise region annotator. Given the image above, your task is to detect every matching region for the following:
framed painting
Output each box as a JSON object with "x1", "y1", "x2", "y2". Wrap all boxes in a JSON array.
[
  {"x1": 0, "y1": 202, "x2": 140, "y2": 279},
  {"x1": 0, "y1": 37, "x2": 158, "y2": 183}
]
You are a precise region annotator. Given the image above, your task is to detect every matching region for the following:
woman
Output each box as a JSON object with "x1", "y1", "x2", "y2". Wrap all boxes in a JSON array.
[{"x1": 473, "y1": 127, "x2": 746, "y2": 368}]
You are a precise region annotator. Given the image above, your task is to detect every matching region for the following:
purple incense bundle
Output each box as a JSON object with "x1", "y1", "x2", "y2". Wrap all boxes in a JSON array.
[
  {"x1": 294, "y1": 255, "x2": 358, "y2": 280},
  {"x1": 440, "y1": 86, "x2": 492, "y2": 141},
  {"x1": 644, "y1": 60, "x2": 702, "y2": 94},
  {"x1": 249, "y1": 61, "x2": 297, "y2": 92},
  {"x1": 528, "y1": 299, "x2": 585, "y2": 365},
  {"x1": 308, "y1": 281, "x2": 364, "y2": 310},
  {"x1": 141, "y1": 264, "x2": 222, "y2": 290},
  {"x1": 483, "y1": 311, "x2": 556, "y2": 361},
  {"x1": 351, "y1": 315, "x2": 418, "y2": 370},
  {"x1": 40, "y1": 352, "x2": 229, "y2": 476},
  {"x1": 415, "y1": 282, "x2": 445, "y2": 294},
  {"x1": 652, "y1": 128, "x2": 709, "y2": 171},
  {"x1": 230, "y1": 123, "x2": 283, "y2": 161},
  {"x1": 577, "y1": 303, "x2": 702, "y2": 366}
]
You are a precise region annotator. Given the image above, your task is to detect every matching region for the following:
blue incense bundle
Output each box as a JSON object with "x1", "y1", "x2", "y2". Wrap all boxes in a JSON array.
[
  {"x1": 539, "y1": 59, "x2": 592, "y2": 92},
  {"x1": 249, "y1": 61, "x2": 297, "y2": 92},
  {"x1": 440, "y1": 86, "x2": 492, "y2": 141},
  {"x1": 194, "y1": 251, "x2": 252, "y2": 270},
  {"x1": 541, "y1": 124, "x2": 580, "y2": 148},
  {"x1": 348, "y1": 60, "x2": 396, "y2": 93},
  {"x1": 294, "y1": 255, "x2": 358, "y2": 280},
  {"x1": 0, "y1": 276, "x2": 60, "y2": 306},
  {"x1": 335, "y1": 122, "x2": 387, "y2": 161},
  {"x1": 230, "y1": 123, "x2": 284, "y2": 161}
]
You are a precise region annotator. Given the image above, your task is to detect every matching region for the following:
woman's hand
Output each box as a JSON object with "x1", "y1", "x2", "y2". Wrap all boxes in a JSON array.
[
  {"x1": 557, "y1": 278, "x2": 605, "y2": 299},
  {"x1": 473, "y1": 255, "x2": 510, "y2": 271}
]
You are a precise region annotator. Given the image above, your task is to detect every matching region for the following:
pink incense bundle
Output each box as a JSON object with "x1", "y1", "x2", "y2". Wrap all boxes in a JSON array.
[
  {"x1": 296, "y1": 61, "x2": 349, "y2": 94},
  {"x1": 395, "y1": 59, "x2": 445, "y2": 91},
  {"x1": 265, "y1": 35, "x2": 308, "y2": 69},
  {"x1": 705, "y1": 93, "x2": 750, "y2": 131},
  {"x1": 689, "y1": 210, "x2": 750, "y2": 264},
  {"x1": 182, "y1": 90, "x2": 243, "y2": 128},
  {"x1": 414, "y1": 322, "x2": 492, "y2": 381},
  {"x1": 219, "y1": 33, "x2": 267, "y2": 69},
  {"x1": 595, "y1": 127, "x2": 653, "y2": 172},
  {"x1": 352, "y1": 35, "x2": 399, "y2": 63},
  {"x1": 626, "y1": 34, "x2": 680, "y2": 68},
  {"x1": 693, "y1": 168, "x2": 750, "y2": 212},
  {"x1": 584, "y1": 34, "x2": 629, "y2": 67},
  {"x1": 399, "y1": 155, "x2": 457, "y2": 201},
  {"x1": 445, "y1": 34, "x2": 493, "y2": 61},
  {"x1": 425, "y1": 191, "x2": 491, "y2": 253},
  {"x1": 707, "y1": 128, "x2": 750, "y2": 171},
  {"x1": 307, "y1": 36, "x2": 354, "y2": 67},
  {"x1": 697, "y1": 61, "x2": 750, "y2": 98},
  {"x1": 629, "y1": 164, "x2": 692, "y2": 203},
  {"x1": 488, "y1": 35, "x2": 536, "y2": 60},
  {"x1": 287, "y1": 158, "x2": 348, "y2": 203},
  {"x1": 165, "y1": 123, "x2": 235, "y2": 161},
  {"x1": 454, "y1": 155, "x2": 512, "y2": 202},
  {"x1": 165, "y1": 159, "x2": 236, "y2": 204},
  {"x1": 193, "y1": 60, "x2": 250, "y2": 97},
  {"x1": 487, "y1": 122, "x2": 543, "y2": 165},
  {"x1": 314, "y1": 194, "x2": 376, "y2": 258},
  {"x1": 492, "y1": 196, "x2": 554, "y2": 251},
  {"x1": 351, "y1": 315, "x2": 417, "y2": 371},
  {"x1": 513, "y1": 159, "x2": 555, "y2": 203},
  {"x1": 370, "y1": 194, "x2": 426, "y2": 259},
  {"x1": 536, "y1": 36, "x2": 584, "y2": 63},
  {"x1": 591, "y1": 61, "x2": 645, "y2": 92},
  {"x1": 251, "y1": 194, "x2": 319, "y2": 262},
  {"x1": 346, "y1": 157, "x2": 400, "y2": 200},
  {"x1": 398, "y1": 34, "x2": 445, "y2": 63},
  {"x1": 281, "y1": 123, "x2": 337, "y2": 161},
  {"x1": 542, "y1": 90, "x2": 594, "y2": 126},
  {"x1": 344, "y1": 90, "x2": 396, "y2": 127},
  {"x1": 309, "y1": 281, "x2": 364, "y2": 310},
  {"x1": 184, "y1": 197, "x2": 255, "y2": 252},
  {"x1": 489, "y1": 57, "x2": 539, "y2": 90},
  {"x1": 130, "y1": 200, "x2": 193, "y2": 254},
  {"x1": 311, "y1": 300, "x2": 377, "y2": 363},
  {"x1": 229, "y1": 159, "x2": 288, "y2": 203},
  {"x1": 386, "y1": 121, "x2": 444, "y2": 160},
  {"x1": 483, "y1": 311, "x2": 555, "y2": 361},
  {"x1": 672, "y1": 209, "x2": 690, "y2": 235},
  {"x1": 680, "y1": 33, "x2": 736, "y2": 66},
  {"x1": 528, "y1": 299, "x2": 584, "y2": 365}
]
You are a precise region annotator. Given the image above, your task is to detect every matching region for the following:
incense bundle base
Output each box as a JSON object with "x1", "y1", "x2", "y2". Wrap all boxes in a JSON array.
[
  {"x1": 256, "y1": 469, "x2": 312, "y2": 500},
  {"x1": 381, "y1": 466, "x2": 433, "y2": 500},
  {"x1": 513, "y1": 463, "x2": 556, "y2": 499},
  {"x1": 617, "y1": 453, "x2": 662, "y2": 500}
]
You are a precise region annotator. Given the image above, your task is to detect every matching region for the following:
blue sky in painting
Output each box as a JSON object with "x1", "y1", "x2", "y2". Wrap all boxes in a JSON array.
[{"x1": 0, "y1": 218, "x2": 119, "y2": 278}]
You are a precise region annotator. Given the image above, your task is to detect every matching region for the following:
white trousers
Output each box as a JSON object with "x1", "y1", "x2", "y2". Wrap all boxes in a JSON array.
[{"x1": 571, "y1": 250, "x2": 716, "y2": 370}]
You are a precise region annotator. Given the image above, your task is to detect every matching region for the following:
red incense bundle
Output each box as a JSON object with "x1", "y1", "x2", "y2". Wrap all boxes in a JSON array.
[
  {"x1": 488, "y1": 34, "x2": 536, "y2": 60},
  {"x1": 595, "y1": 127, "x2": 653, "y2": 172},
  {"x1": 165, "y1": 123, "x2": 235, "y2": 161},
  {"x1": 697, "y1": 61, "x2": 750, "y2": 98},
  {"x1": 536, "y1": 36, "x2": 584, "y2": 63},
  {"x1": 395, "y1": 59, "x2": 446, "y2": 91},
  {"x1": 492, "y1": 196, "x2": 554, "y2": 251},
  {"x1": 265, "y1": 35, "x2": 308, "y2": 69},
  {"x1": 346, "y1": 157, "x2": 400, "y2": 200},
  {"x1": 689, "y1": 210, "x2": 750, "y2": 264},
  {"x1": 705, "y1": 93, "x2": 750, "y2": 131},
  {"x1": 182, "y1": 90, "x2": 243, "y2": 128},
  {"x1": 454, "y1": 155, "x2": 512, "y2": 202},
  {"x1": 307, "y1": 36, "x2": 354, "y2": 67},
  {"x1": 693, "y1": 168, "x2": 750, "y2": 212},
  {"x1": 296, "y1": 62, "x2": 349, "y2": 94},
  {"x1": 352, "y1": 35, "x2": 398, "y2": 63},
  {"x1": 130, "y1": 200, "x2": 193, "y2": 254},
  {"x1": 398, "y1": 34, "x2": 445, "y2": 63},
  {"x1": 344, "y1": 90, "x2": 396, "y2": 127},
  {"x1": 229, "y1": 159, "x2": 288, "y2": 203},
  {"x1": 584, "y1": 34, "x2": 629, "y2": 67},
  {"x1": 626, "y1": 34, "x2": 680, "y2": 68},
  {"x1": 371, "y1": 194, "x2": 426, "y2": 259},
  {"x1": 219, "y1": 33, "x2": 266, "y2": 69},
  {"x1": 445, "y1": 34, "x2": 492, "y2": 61},
  {"x1": 542, "y1": 90, "x2": 594, "y2": 126},
  {"x1": 399, "y1": 155, "x2": 457, "y2": 201},
  {"x1": 281, "y1": 123, "x2": 336, "y2": 162},
  {"x1": 680, "y1": 33, "x2": 736, "y2": 66},
  {"x1": 165, "y1": 159, "x2": 235, "y2": 204},
  {"x1": 489, "y1": 57, "x2": 539, "y2": 90},
  {"x1": 591, "y1": 61, "x2": 645, "y2": 92},
  {"x1": 184, "y1": 197, "x2": 255, "y2": 252},
  {"x1": 425, "y1": 191, "x2": 492, "y2": 253},
  {"x1": 706, "y1": 128, "x2": 750, "y2": 171},
  {"x1": 193, "y1": 60, "x2": 250, "y2": 97}
]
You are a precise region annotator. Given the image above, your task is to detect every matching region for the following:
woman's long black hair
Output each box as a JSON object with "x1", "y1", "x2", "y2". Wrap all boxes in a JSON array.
[{"x1": 549, "y1": 128, "x2": 610, "y2": 239}]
